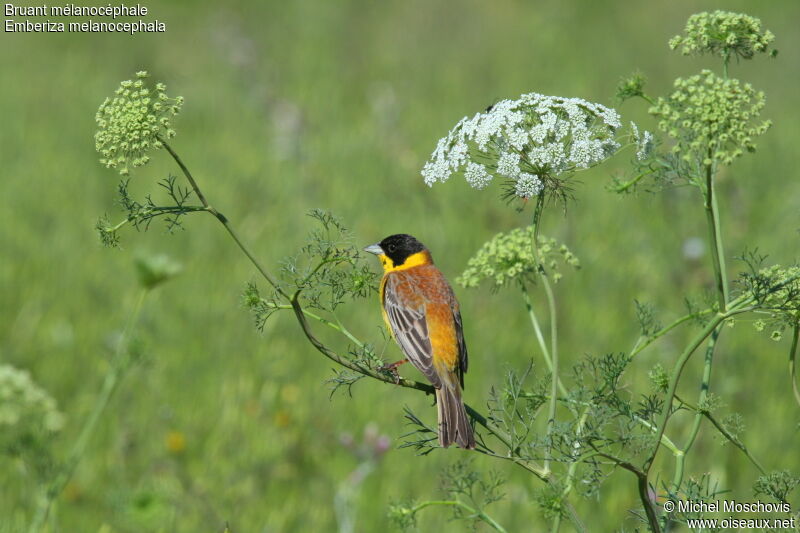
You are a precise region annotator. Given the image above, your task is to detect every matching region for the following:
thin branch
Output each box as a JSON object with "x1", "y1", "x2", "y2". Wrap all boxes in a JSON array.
[
  {"x1": 406, "y1": 500, "x2": 507, "y2": 533},
  {"x1": 591, "y1": 449, "x2": 661, "y2": 533},
  {"x1": 671, "y1": 329, "x2": 719, "y2": 490},
  {"x1": 675, "y1": 394, "x2": 766, "y2": 475},
  {"x1": 630, "y1": 308, "x2": 714, "y2": 358}
]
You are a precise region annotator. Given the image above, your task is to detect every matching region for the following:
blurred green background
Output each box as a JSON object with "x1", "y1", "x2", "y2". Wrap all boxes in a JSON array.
[{"x1": 2, "y1": 1, "x2": 799, "y2": 531}]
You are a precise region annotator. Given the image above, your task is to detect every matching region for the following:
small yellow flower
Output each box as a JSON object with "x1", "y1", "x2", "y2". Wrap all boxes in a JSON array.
[
  {"x1": 273, "y1": 410, "x2": 291, "y2": 428},
  {"x1": 280, "y1": 384, "x2": 300, "y2": 403},
  {"x1": 165, "y1": 430, "x2": 186, "y2": 454},
  {"x1": 64, "y1": 481, "x2": 82, "y2": 502}
]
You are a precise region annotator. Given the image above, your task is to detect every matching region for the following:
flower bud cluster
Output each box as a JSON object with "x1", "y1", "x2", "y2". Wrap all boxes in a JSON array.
[
  {"x1": 458, "y1": 226, "x2": 579, "y2": 289},
  {"x1": 649, "y1": 70, "x2": 770, "y2": 166},
  {"x1": 95, "y1": 71, "x2": 184, "y2": 175},
  {"x1": 669, "y1": 11, "x2": 775, "y2": 61}
]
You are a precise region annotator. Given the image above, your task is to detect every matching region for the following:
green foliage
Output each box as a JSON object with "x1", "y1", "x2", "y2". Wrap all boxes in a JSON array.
[
  {"x1": 244, "y1": 209, "x2": 378, "y2": 323},
  {"x1": 668, "y1": 474, "x2": 727, "y2": 526},
  {"x1": 669, "y1": 11, "x2": 776, "y2": 61},
  {"x1": 753, "y1": 470, "x2": 800, "y2": 503},
  {"x1": 739, "y1": 261, "x2": 800, "y2": 333},
  {"x1": 95, "y1": 71, "x2": 184, "y2": 176},
  {"x1": 457, "y1": 226, "x2": 579, "y2": 289},
  {"x1": 388, "y1": 461, "x2": 506, "y2": 532}
]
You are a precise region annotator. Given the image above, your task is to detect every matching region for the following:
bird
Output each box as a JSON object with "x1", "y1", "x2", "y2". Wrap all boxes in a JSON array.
[{"x1": 364, "y1": 234, "x2": 475, "y2": 449}]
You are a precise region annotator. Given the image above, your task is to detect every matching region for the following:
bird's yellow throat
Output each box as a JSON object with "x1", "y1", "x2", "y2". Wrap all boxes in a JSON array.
[{"x1": 378, "y1": 250, "x2": 433, "y2": 273}]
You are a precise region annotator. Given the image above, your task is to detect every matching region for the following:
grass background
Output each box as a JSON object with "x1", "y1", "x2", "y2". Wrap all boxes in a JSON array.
[{"x1": 2, "y1": 1, "x2": 799, "y2": 531}]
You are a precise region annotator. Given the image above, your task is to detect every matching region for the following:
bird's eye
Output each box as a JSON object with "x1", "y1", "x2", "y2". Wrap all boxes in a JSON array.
[{"x1": 387, "y1": 243, "x2": 396, "y2": 253}]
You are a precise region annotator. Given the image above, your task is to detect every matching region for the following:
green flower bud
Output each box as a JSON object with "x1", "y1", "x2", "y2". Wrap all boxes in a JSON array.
[
  {"x1": 95, "y1": 71, "x2": 184, "y2": 175},
  {"x1": 457, "y1": 227, "x2": 580, "y2": 290},
  {"x1": 670, "y1": 11, "x2": 776, "y2": 61},
  {"x1": 649, "y1": 70, "x2": 770, "y2": 167}
]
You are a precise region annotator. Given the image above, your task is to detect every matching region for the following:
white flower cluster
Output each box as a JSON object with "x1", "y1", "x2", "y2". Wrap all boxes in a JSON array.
[
  {"x1": 421, "y1": 93, "x2": 623, "y2": 198},
  {"x1": 0, "y1": 365, "x2": 64, "y2": 447},
  {"x1": 630, "y1": 122, "x2": 654, "y2": 161}
]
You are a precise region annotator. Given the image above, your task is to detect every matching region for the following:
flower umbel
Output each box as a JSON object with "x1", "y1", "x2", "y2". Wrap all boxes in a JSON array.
[
  {"x1": 0, "y1": 365, "x2": 64, "y2": 455},
  {"x1": 95, "y1": 71, "x2": 184, "y2": 175},
  {"x1": 669, "y1": 11, "x2": 776, "y2": 61},
  {"x1": 649, "y1": 70, "x2": 770, "y2": 167},
  {"x1": 421, "y1": 93, "x2": 624, "y2": 198},
  {"x1": 458, "y1": 226, "x2": 579, "y2": 290}
]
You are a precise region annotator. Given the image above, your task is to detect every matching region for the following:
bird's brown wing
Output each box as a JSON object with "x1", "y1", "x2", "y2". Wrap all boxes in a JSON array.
[
  {"x1": 453, "y1": 306, "x2": 468, "y2": 388},
  {"x1": 382, "y1": 273, "x2": 443, "y2": 388}
]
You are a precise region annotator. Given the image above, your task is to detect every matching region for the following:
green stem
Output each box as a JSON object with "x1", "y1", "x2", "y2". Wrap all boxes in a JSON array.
[
  {"x1": 104, "y1": 205, "x2": 209, "y2": 234},
  {"x1": 268, "y1": 302, "x2": 365, "y2": 348},
  {"x1": 159, "y1": 137, "x2": 287, "y2": 299},
  {"x1": 521, "y1": 285, "x2": 566, "y2": 397},
  {"x1": 675, "y1": 394, "x2": 766, "y2": 474},
  {"x1": 552, "y1": 408, "x2": 590, "y2": 533},
  {"x1": 519, "y1": 392, "x2": 681, "y2": 455},
  {"x1": 710, "y1": 176, "x2": 729, "y2": 306},
  {"x1": 704, "y1": 163, "x2": 729, "y2": 311},
  {"x1": 644, "y1": 302, "x2": 756, "y2": 473},
  {"x1": 630, "y1": 308, "x2": 714, "y2": 358},
  {"x1": 28, "y1": 290, "x2": 149, "y2": 533},
  {"x1": 592, "y1": 450, "x2": 661, "y2": 533},
  {"x1": 407, "y1": 500, "x2": 507, "y2": 533},
  {"x1": 671, "y1": 329, "x2": 719, "y2": 490},
  {"x1": 530, "y1": 194, "x2": 559, "y2": 476},
  {"x1": 789, "y1": 321, "x2": 800, "y2": 409},
  {"x1": 611, "y1": 168, "x2": 656, "y2": 193}
]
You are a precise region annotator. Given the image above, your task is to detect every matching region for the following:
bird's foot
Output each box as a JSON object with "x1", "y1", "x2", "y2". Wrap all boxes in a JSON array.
[{"x1": 378, "y1": 359, "x2": 408, "y2": 384}]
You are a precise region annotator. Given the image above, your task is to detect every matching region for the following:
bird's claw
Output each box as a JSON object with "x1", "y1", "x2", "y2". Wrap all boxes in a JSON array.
[{"x1": 379, "y1": 359, "x2": 407, "y2": 385}]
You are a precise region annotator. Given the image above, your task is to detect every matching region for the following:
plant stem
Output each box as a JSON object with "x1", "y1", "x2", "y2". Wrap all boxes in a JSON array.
[
  {"x1": 671, "y1": 328, "x2": 719, "y2": 490},
  {"x1": 28, "y1": 290, "x2": 149, "y2": 533},
  {"x1": 675, "y1": 394, "x2": 766, "y2": 474},
  {"x1": 611, "y1": 168, "x2": 656, "y2": 193},
  {"x1": 530, "y1": 194, "x2": 559, "y2": 476},
  {"x1": 704, "y1": 162, "x2": 729, "y2": 311},
  {"x1": 644, "y1": 301, "x2": 756, "y2": 474},
  {"x1": 407, "y1": 500, "x2": 507, "y2": 532},
  {"x1": 789, "y1": 321, "x2": 800, "y2": 409},
  {"x1": 551, "y1": 408, "x2": 589, "y2": 533},
  {"x1": 521, "y1": 285, "x2": 566, "y2": 397},
  {"x1": 592, "y1": 450, "x2": 661, "y2": 533},
  {"x1": 630, "y1": 308, "x2": 714, "y2": 358},
  {"x1": 159, "y1": 137, "x2": 287, "y2": 299},
  {"x1": 269, "y1": 304, "x2": 364, "y2": 348}
]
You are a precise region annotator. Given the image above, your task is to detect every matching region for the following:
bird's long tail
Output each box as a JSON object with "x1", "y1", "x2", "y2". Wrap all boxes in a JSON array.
[{"x1": 436, "y1": 385, "x2": 475, "y2": 449}]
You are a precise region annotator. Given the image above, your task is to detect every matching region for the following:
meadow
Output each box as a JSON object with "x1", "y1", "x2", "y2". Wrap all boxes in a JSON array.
[{"x1": 2, "y1": 1, "x2": 800, "y2": 531}]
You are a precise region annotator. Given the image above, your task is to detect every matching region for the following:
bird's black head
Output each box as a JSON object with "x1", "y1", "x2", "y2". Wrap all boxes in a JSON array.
[{"x1": 364, "y1": 234, "x2": 429, "y2": 269}]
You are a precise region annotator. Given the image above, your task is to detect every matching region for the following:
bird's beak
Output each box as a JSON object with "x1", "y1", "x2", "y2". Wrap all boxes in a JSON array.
[{"x1": 363, "y1": 243, "x2": 384, "y2": 255}]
